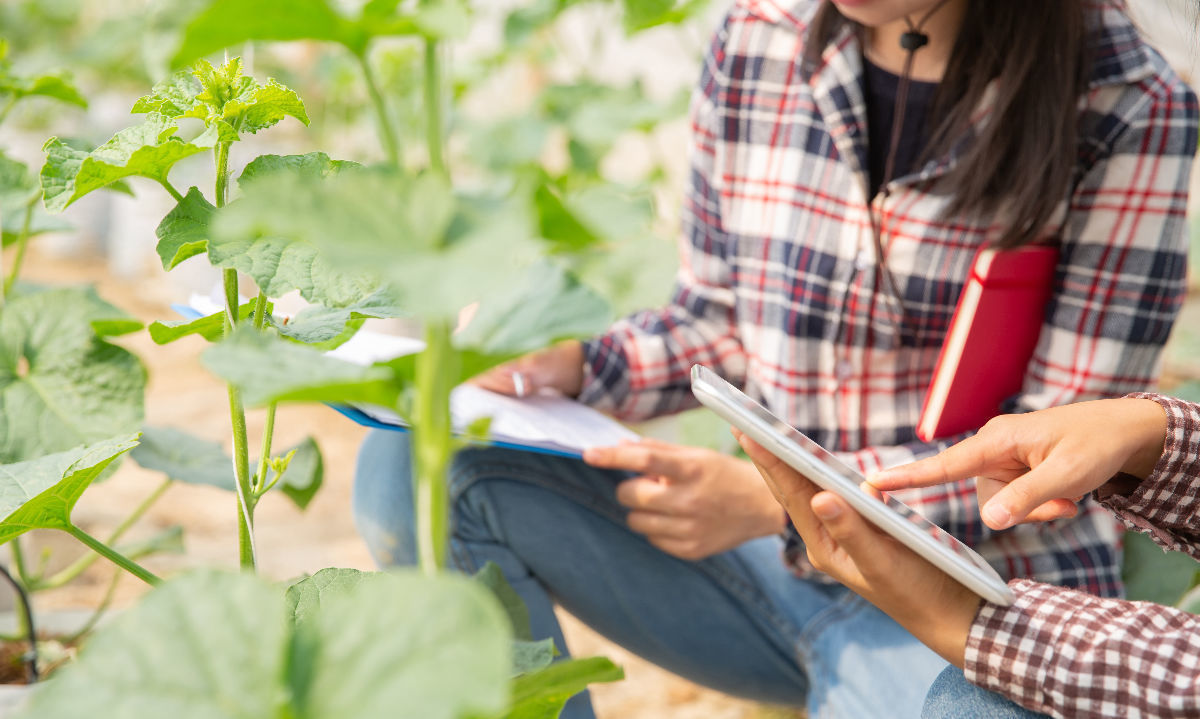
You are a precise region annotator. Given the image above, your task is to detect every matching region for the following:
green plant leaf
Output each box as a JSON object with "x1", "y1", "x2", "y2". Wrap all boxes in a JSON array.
[
  {"x1": 278, "y1": 436, "x2": 323, "y2": 509},
  {"x1": 148, "y1": 301, "x2": 267, "y2": 345},
  {"x1": 285, "y1": 567, "x2": 375, "y2": 624},
  {"x1": 130, "y1": 426, "x2": 235, "y2": 490},
  {"x1": 534, "y1": 182, "x2": 601, "y2": 253},
  {"x1": 1123, "y1": 529, "x2": 1200, "y2": 605},
  {"x1": 0, "y1": 152, "x2": 39, "y2": 209},
  {"x1": 211, "y1": 168, "x2": 449, "y2": 309},
  {"x1": 19, "y1": 571, "x2": 290, "y2": 719},
  {"x1": 131, "y1": 70, "x2": 203, "y2": 118},
  {"x1": 504, "y1": 657, "x2": 624, "y2": 719},
  {"x1": 1178, "y1": 582, "x2": 1200, "y2": 614},
  {"x1": 621, "y1": 0, "x2": 708, "y2": 33},
  {"x1": 0, "y1": 71, "x2": 87, "y2": 108},
  {"x1": 202, "y1": 328, "x2": 401, "y2": 407},
  {"x1": 41, "y1": 115, "x2": 221, "y2": 212},
  {"x1": 0, "y1": 434, "x2": 139, "y2": 544},
  {"x1": 172, "y1": 0, "x2": 361, "y2": 65},
  {"x1": 223, "y1": 78, "x2": 309, "y2": 134},
  {"x1": 413, "y1": 0, "x2": 471, "y2": 39},
  {"x1": 237, "y1": 152, "x2": 361, "y2": 191},
  {"x1": 474, "y1": 561, "x2": 533, "y2": 641},
  {"x1": 289, "y1": 571, "x2": 511, "y2": 719},
  {"x1": 0, "y1": 287, "x2": 146, "y2": 463},
  {"x1": 273, "y1": 289, "x2": 406, "y2": 346},
  {"x1": 512, "y1": 639, "x2": 557, "y2": 677},
  {"x1": 156, "y1": 186, "x2": 214, "y2": 269},
  {"x1": 1, "y1": 209, "x2": 72, "y2": 247},
  {"x1": 454, "y1": 261, "x2": 610, "y2": 357}
]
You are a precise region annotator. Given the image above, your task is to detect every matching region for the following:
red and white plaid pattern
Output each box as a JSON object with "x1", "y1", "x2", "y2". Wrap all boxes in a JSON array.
[
  {"x1": 579, "y1": 0, "x2": 1196, "y2": 594},
  {"x1": 967, "y1": 395, "x2": 1200, "y2": 718}
]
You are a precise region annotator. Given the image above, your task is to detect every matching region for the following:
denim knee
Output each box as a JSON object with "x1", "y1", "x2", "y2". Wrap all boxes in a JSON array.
[
  {"x1": 352, "y1": 429, "x2": 419, "y2": 567},
  {"x1": 922, "y1": 666, "x2": 1048, "y2": 719}
]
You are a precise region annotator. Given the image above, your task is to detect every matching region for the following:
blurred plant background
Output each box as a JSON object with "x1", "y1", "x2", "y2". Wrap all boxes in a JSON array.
[{"x1": 0, "y1": 0, "x2": 1198, "y2": 716}]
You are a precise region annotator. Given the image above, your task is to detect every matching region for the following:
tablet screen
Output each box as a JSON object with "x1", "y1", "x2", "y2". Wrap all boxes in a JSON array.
[{"x1": 692, "y1": 365, "x2": 1005, "y2": 585}]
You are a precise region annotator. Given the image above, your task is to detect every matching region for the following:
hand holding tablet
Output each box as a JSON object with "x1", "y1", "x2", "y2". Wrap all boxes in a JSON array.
[{"x1": 690, "y1": 364, "x2": 1014, "y2": 607}]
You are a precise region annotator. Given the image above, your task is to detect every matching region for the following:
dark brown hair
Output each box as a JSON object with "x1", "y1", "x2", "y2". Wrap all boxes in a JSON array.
[{"x1": 807, "y1": 0, "x2": 1091, "y2": 249}]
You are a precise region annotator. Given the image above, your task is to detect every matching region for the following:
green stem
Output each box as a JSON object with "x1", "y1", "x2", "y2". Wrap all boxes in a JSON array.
[
  {"x1": 253, "y1": 402, "x2": 277, "y2": 497},
  {"x1": 159, "y1": 179, "x2": 185, "y2": 203},
  {"x1": 423, "y1": 39, "x2": 445, "y2": 176},
  {"x1": 214, "y1": 140, "x2": 256, "y2": 570},
  {"x1": 40, "y1": 478, "x2": 172, "y2": 591},
  {"x1": 412, "y1": 320, "x2": 457, "y2": 574},
  {"x1": 63, "y1": 524, "x2": 160, "y2": 586},
  {"x1": 0, "y1": 97, "x2": 16, "y2": 126},
  {"x1": 355, "y1": 50, "x2": 402, "y2": 168},
  {"x1": 3, "y1": 200, "x2": 34, "y2": 297},
  {"x1": 10, "y1": 538, "x2": 33, "y2": 588},
  {"x1": 62, "y1": 568, "x2": 122, "y2": 644}
]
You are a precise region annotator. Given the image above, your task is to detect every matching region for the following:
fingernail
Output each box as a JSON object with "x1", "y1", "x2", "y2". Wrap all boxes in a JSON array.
[
  {"x1": 813, "y1": 499, "x2": 841, "y2": 520},
  {"x1": 984, "y1": 503, "x2": 1013, "y2": 529},
  {"x1": 512, "y1": 371, "x2": 527, "y2": 398}
]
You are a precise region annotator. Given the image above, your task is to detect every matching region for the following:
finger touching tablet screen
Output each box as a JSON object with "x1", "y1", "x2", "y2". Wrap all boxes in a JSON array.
[{"x1": 690, "y1": 364, "x2": 1014, "y2": 607}]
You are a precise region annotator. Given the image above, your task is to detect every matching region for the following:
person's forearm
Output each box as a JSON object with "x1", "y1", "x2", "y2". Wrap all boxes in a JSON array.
[{"x1": 966, "y1": 578, "x2": 1200, "y2": 718}]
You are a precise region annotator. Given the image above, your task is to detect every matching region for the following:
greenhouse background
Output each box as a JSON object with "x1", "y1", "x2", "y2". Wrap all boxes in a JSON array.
[{"x1": 1, "y1": 0, "x2": 1199, "y2": 717}]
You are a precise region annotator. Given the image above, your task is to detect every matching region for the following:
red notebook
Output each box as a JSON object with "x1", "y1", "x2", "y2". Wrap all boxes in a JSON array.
[{"x1": 916, "y1": 245, "x2": 1059, "y2": 442}]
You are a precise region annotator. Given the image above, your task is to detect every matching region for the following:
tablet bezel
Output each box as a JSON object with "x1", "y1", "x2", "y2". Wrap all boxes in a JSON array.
[{"x1": 691, "y1": 365, "x2": 1014, "y2": 607}]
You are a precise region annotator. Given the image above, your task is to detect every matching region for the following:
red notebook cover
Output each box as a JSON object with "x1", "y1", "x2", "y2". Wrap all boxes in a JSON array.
[{"x1": 916, "y1": 245, "x2": 1059, "y2": 442}]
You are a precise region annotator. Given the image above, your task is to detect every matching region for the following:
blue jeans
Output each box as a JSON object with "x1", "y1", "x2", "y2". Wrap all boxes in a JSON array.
[
  {"x1": 354, "y1": 430, "x2": 949, "y2": 719},
  {"x1": 922, "y1": 667, "x2": 1049, "y2": 718}
]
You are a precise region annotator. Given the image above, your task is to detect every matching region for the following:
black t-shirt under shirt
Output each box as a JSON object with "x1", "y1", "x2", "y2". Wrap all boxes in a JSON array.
[{"x1": 862, "y1": 57, "x2": 940, "y2": 198}]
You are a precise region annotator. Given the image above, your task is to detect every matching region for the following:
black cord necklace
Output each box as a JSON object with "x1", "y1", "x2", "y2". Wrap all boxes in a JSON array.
[{"x1": 870, "y1": 0, "x2": 955, "y2": 323}]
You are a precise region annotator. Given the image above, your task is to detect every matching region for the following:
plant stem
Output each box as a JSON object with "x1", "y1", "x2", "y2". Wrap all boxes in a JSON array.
[
  {"x1": 412, "y1": 320, "x2": 457, "y2": 574},
  {"x1": 62, "y1": 568, "x2": 121, "y2": 645},
  {"x1": 40, "y1": 478, "x2": 172, "y2": 590},
  {"x1": 253, "y1": 403, "x2": 277, "y2": 497},
  {"x1": 423, "y1": 39, "x2": 445, "y2": 176},
  {"x1": 0, "y1": 565, "x2": 37, "y2": 683},
  {"x1": 63, "y1": 524, "x2": 160, "y2": 586},
  {"x1": 158, "y1": 179, "x2": 185, "y2": 203},
  {"x1": 10, "y1": 538, "x2": 34, "y2": 588},
  {"x1": 213, "y1": 139, "x2": 257, "y2": 570},
  {"x1": 3, "y1": 199, "x2": 34, "y2": 297},
  {"x1": 355, "y1": 50, "x2": 401, "y2": 168}
]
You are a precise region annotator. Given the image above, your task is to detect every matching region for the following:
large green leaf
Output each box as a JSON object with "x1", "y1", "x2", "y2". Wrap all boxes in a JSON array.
[
  {"x1": 42, "y1": 114, "x2": 221, "y2": 212},
  {"x1": 172, "y1": 0, "x2": 362, "y2": 63},
  {"x1": 1123, "y1": 529, "x2": 1200, "y2": 605},
  {"x1": 0, "y1": 70, "x2": 87, "y2": 108},
  {"x1": 621, "y1": 0, "x2": 709, "y2": 33},
  {"x1": 148, "y1": 301, "x2": 267, "y2": 345},
  {"x1": 0, "y1": 152, "x2": 39, "y2": 209},
  {"x1": 237, "y1": 152, "x2": 361, "y2": 191},
  {"x1": 454, "y1": 261, "x2": 610, "y2": 356},
  {"x1": 504, "y1": 657, "x2": 624, "y2": 719},
  {"x1": 211, "y1": 168, "x2": 451, "y2": 309},
  {"x1": 0, "y1": 434, "x2": 139, "y2": 544},
  {"x1": 156, "y1": 186, "x2": 215, "y2": 270},
  {"x1": 130, "y1": 426, "x2": 235, "y2": 490},
  {"x1": 0, "y1": 287, "x2": 145, "y2": 463},
  {"x1": 285, "y1": 567, "x2": 375, "y2": 624},
  {"x1": 278, "y1": 436, "x2": 323, "y2": 510},
  {"x1": 273, "y1": 289, "x2": 406, "y2": 346},
  {"x1": 289, "y1": 571, "x2": 511, "y2": 719},
  {"x1": 19, "y1": 571, "x2": 291, "y2": 719},
  {"x1": 202, "y1": 328, "x2": 400, "y2": 408}
]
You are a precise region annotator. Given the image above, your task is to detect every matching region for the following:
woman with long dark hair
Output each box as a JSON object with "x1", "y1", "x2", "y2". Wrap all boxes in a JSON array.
[{"x1": 353, "y1": 1, "x2": 1196, "y2": 716}]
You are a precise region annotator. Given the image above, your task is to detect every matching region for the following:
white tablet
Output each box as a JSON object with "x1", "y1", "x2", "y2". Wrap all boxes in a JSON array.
[{"x1": 691, "y1": 364, "x2": 1014, "y2": 606}]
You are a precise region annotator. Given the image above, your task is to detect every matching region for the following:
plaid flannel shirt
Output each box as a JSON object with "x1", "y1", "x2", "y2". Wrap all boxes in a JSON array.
[
  {"x1": 579, "y1": 0, "x2": 1196, "y2": 594},
  {"x1": 967, "y1": 394, "x2": 1200, "y2": 718}
]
